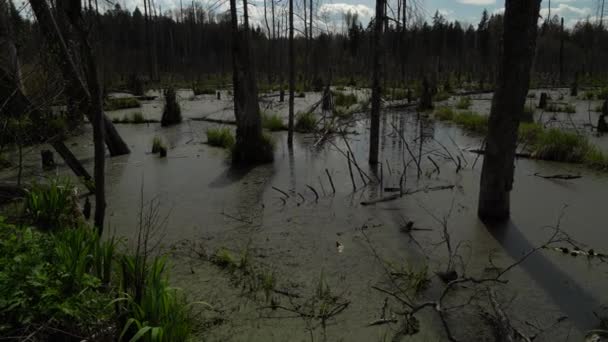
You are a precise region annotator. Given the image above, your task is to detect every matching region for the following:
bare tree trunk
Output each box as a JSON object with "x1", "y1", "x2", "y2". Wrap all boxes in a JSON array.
[
  {"x1": 29, "y1": 0, "x2": 110, "y2": 232},
  {"x1": 287, "y1": 0, "x2": 294, "y2": 148},
  {"x1": 230, "y1": 0, "x2": 273, "y2": 165},
  {"x1": 478, "y1": 0, "x2": 541, "y2": 222},
  {"x1": 28, "y1": 0, "x2": 130, "y2": 157},
  {"x1": 369, "y1": 0, "x2": 384, "y2": 165}
]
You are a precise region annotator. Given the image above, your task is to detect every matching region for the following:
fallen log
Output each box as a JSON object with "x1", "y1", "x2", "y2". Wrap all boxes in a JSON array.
[
  {"x1": 533, "y1": 172, "x2": 581, "y2": 180},
  {"x1": 467, "y1": 149, "x2": 532, "y2": 159},
  {"x1": 50, "y1": 137, "x2": 95, "y2": 193},
  {"x1": 361, "y1": 185, "x2": 455, "y2": 206},
  {"x1": 191, "y1": 117, "x2": 237, "y2": 125}
]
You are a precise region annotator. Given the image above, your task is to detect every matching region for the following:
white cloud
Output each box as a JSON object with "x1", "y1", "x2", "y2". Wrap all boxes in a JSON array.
[
  {"x1": 457, "y1": 0, "x2": 496, "y2": 5},
  {"x1": 540, "y1": 3, "x2": 592, "y2": 18}
]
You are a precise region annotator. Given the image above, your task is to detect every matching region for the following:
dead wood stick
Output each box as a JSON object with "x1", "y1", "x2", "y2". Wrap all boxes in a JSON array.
[
  {"x1": 272, "y1": 186, "x2": 290, "y2": 198},
  {"x1": 347, "y1": 152, "x2": 357, "y2": 191},
  {"x1": 325, "y1": 168, "x2": 336, "y2": 194},
  {"x1": 533, "y1": 173, "x2": 581, "y2": 180},
  {"x1": 427, "y1": 156, "x2": 440, "y2": 175},
  {"x1": 306, "y1": 184, "x2": 319, "y2": 202},
  {"x1": 361, "y1": 185, "x2": 455, "y2": 206}
]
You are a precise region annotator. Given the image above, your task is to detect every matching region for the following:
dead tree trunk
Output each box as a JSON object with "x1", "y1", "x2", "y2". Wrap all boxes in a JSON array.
[
  {"x1": 478, "y1": 0, "x2": 541, "y2": 222},
  {"x1": 29, "y1": 0, "x2": 108, "y2": 231},
  {"x1": 28, "y1": 0, "x2": 130, "y2": 157},
  {"x1": 369, "y1": 0, "x2": 385, "y2": 165},
  {"x1": 229, "y1": 0, "x2": 273, "y2": 165},
  {"x1": 287, "y1": 0, "x2": 294, "y2": 148}
]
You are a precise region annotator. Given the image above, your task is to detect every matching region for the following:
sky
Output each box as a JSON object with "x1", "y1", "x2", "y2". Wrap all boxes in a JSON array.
[{"x1": 20, "y1": 0, "x2": 600, "y2": 31}]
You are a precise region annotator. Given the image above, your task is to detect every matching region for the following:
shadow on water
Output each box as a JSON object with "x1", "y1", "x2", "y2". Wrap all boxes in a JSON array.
[
  {"x1": 485, "y1": 219, "x2": 599, "y2": 331},
  {"x1": 208, "y1": 164, "x2": 260, "y2": 188}
]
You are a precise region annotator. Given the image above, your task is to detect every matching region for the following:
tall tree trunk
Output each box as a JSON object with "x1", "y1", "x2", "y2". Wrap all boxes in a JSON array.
[
  {"x1": 369, "y1": 0, "x2": 384, "y2": 165},
  {"x1": 478, "y1": 0, "x2": 541, "y2": 222},
  {"x1": 230, "y1": 0, "x2": 273, "y2": 164},
  {"x1": 28, "y1": 0, "x2": 131, "y2": 157},
  {"x1": 0, "y1": 0, "x2": 26, "y2": 116},
  {"x1": 287, "y1": 0, "x2": 294, "y2": 147}
]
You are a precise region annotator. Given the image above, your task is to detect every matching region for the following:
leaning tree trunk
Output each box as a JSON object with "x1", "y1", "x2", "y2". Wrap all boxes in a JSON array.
[
  {"x1": 287, "y1": 0, "x2": 294, "y2": 148},
  {"x1": 28, "y1": 0, "x2": 130, "y2": 157},
  {"x1": 478, "y1": 0, "x2": 541, "y2": 222},
  {"x1": 369, "y1": 0, "x2": 384, "y2": 165},
  {"x1": 0, "y1": 0, "x2": 27, "y2": 117},
  {"x1": 229, "y1": 0, "x2": 273, "y2": 165}
]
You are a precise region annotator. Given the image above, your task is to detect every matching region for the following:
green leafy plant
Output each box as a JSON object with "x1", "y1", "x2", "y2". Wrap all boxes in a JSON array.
[
  {"x1": 433, "y1": 106, "x2": 454, "y2": 121},
  {"x1": 151, "y1": 137, "x2": 166, "y2": 154},
  {"x1": 23, "y1": 179, "x2": 79, "y2": 230}
]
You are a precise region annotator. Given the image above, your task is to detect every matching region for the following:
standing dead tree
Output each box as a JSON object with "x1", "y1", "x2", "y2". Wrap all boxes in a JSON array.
[
  {"x1": 369, "y1": 0, "x2": 385, "y2": 165},
  {"x1": 28, "y1": 0, "x2": 112, "y2": 231},
  {"x1": 229, "y1": 0, "x2": 274, "y2": 165},
  {"x1": 27, "y1": 0, "x2": 130, "y2": 157},
  {"x1": 287, "y1": 0, "x2": 294, "y2": 148},
  {"x1": 478, "y1": 0, "x2": 541, "y2": 222}
]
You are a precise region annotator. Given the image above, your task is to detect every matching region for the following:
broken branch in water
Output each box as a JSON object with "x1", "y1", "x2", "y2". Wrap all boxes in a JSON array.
[
  {"x1": 272, "y1": 186, "x2": 290, "y2": 198},
  {"x1": 325, "y1": 168, "x2": 336, "y2": 194},
  {"x1": 533, "y1": 173, "x2": 582, "y2": 180},
  {"x1": 361, "y1": 185, "x2": 455, "y2": 206},
  {"x1": 306, "y1": 184, "x2": 319, "y2": 202}
]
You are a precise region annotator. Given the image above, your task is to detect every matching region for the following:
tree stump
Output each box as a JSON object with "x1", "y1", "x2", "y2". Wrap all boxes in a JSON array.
[
  {"x1": 159, "y1": 146, "x2": 167, "y2": 158},
  {"x1": 279, "y1": 89, "x2": 285, "y2": 102},
  {"x1": 217, "y1": 91, "x2": 221, "y2": 100},
  {"x1": 41, "y1": 150, "x2": 55, "y2": 170},
  {"x1": 538, "y1": 92, "x2": 548, "y2": 109},
  {"x1": 599, "y1": 101, "x2": 608, "y2": 134},
  {"x1": 161, "y1": 86, "x2": 182, "y2": 127},
  {"x1": 407, "y1": 88, "x2": 413, "y2": 103},
  {"x1": 418, "y1": 78, "x2": 433, "y2": 111},
  {"x1": 570, "y1": 81, "x2": 578, "y2": 97}
]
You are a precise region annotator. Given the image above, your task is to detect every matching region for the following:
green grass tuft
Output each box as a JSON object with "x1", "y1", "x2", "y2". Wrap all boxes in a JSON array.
[
  {"x1": 151, "y1": 136, "x2": 166, "y2": 154},
  {"x1": 453, "y1": 111, "x2": 488, "y2": 134},
  {"x1": 104, "y1": 97, "x2": 141, "y2": 111},
  {"x1": 261, "y1": 111, "x2": 286, "y2": 131},
  {"x1": 206, "y1": 127, "x2": 235, "y2": 149},
  {"x1": 332, "y1": 91, "x2": 358, "y2": 108},
  {"x1": 433, "y1": 106, "x2": 454, "y2": 121},
  {"x1": 295, "y1": 111, "x2": 316, "y2": 132},
  {"x1": 24, "y1": 179, "x2": 80, "y2": 230},
  {"x1": 455, "y1": 96, "x2": 472, "y2": 110}
]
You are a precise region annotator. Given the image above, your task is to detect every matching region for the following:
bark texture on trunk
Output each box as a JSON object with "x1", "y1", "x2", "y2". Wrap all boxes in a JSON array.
[
  {"x1": 478, "y1": 0, "x2": 541, "y2": 222},
  {"x1": 369, "y1": 0, "x2": 384, "y2": 165},
  {"x1": 0, "y1": 0, "x2": 26, "y2": 117},
  {"x1": 28, "y1": 0, "x2": 130, "y2": 157},
  {"x1": 229, "y1": 0, "x2": 273, "y2": 165},
  {"x1": 287, "y1": 0, "x2": 294, "y2": 147}
]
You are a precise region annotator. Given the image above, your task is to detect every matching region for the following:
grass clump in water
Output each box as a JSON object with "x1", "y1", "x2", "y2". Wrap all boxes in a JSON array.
[
  {"x1": 206, "y1": 127, "x2": 235, "y2": 149},
  {"x1": 455, "y1": 96, "x2": 472, "y2": 109},
  {"x1": 332, "y1": 91, "x2": 358, "y2": 108},
  {"x1": 546, "y1": 103, "x2": 576, "y2": 113},
  {"x1": 531, "y1": 129, "x2": 591, "y2": 163},
  {"x1": 433, "y1": 91, "x2": 451, "y2": 102},
  {"x1": 113, "y1": 112, "x2": 155, "y2": 124},
  {"x1": 104, "y1": 97, "x2": 141, "y2": 111},
  {"x1": 295, "y1": 111, "x2": 316, "y2": 132},
  {"x1": 453, "y1": 111, "x2": 488, "y2": 134},
  {"x1": 261, "y1": 111, "x2": 286, "y2": 131},
  {"x1": 584, "y1": 147, "x2": 608, "y2": 171},
  {"x1": 433, "y1": 106, "x2": 455, "y2": 121},
  {"x1": 151, "y1": 136, "x2": 166, "y2": 154},
  {"x1": 192, "y1": 84, "x2": 216, "y2": 95}
]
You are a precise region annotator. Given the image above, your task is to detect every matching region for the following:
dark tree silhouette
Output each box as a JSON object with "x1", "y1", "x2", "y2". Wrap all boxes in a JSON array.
[{"x1": 478, "y1": 0, "x2": 542, "y2": 222}]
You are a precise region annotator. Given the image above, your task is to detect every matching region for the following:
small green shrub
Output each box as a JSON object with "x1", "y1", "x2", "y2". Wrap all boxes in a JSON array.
[
  {"x1": 24, "y1": 179, "x2": 79, "y2": 230},
  {"x1": 333, "y1": 106, "x2": 352, "y2": 118},
  {"x1": 206, "y1": 127, "x2": 235, "y2": 149},
  {"x1": 295, "y1": 111, "x2": 316, "y2": 132},
  {"x1": 104, "y1": 97, "x2": 141, "y2": 111},
  {"x1": 518, "y1": 123, "x2": 543, "y2": 142},
  {"x1": 433, "y1": 106, "x2": 455, "y2": 121},
  {"x1": 455, "y1": 96, "x2": 472, "y2": 109},
  {"x1": 332, "y1": 91, "x2": 358, "y2": 108},
  {"x1": 0, "y1": 222, "x2": 114, "y2": 339},
  {"x1": 261, "y1": 111, "x2": 286, "y2": 131}
]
